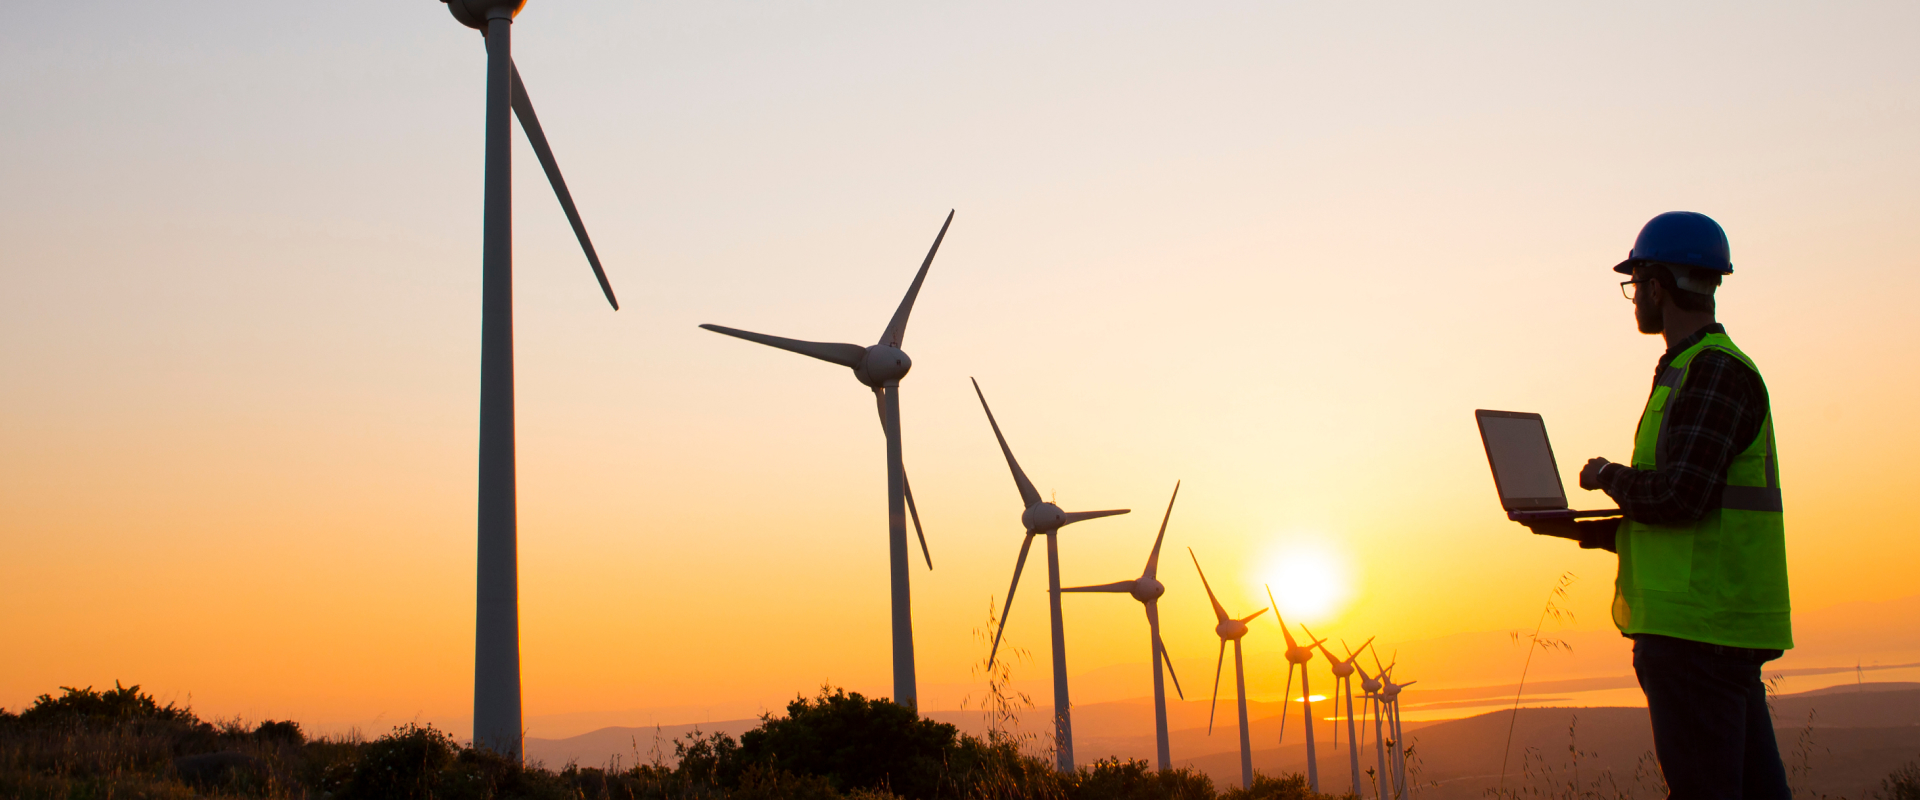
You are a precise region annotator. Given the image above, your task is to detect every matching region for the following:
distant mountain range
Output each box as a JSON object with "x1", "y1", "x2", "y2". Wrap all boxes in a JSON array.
[{"x1": 528, "y1": 682, "x2": 1920, "y2": 798}]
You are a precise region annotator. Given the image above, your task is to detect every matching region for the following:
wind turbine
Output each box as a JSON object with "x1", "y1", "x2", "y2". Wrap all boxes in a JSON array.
[
  {"x1": 1060, "y1": 481, "x2": 1187, "y2": 771},
  {"x1": 442, "y1": 0, "x2": 622, "y2": 759},
  {"x1": 1317, "y1": 637, "x2": 1376, "y2": 798},
  {"x1": 1370, "y1": 651, "x2": 1415, "y2": 799},
  {"x1": 1354, "y1": 656, "x2": 1391, "y2": 800},
  {"x1": 699, "y1": 211, "x2": 952, "y2": 710},
  {"x1": 1381, "y1": 667, "x2": 1416, "y2": 798},
  {"x1": 1191, "y1": 548, "x2": 1267, "y2": 791},
  {"x1": 975, "y1": 379, "x2": 1129, "y2": 772},
  {"x1": 1265, "y1": 589, "x2": 1327, "y2": 793}
]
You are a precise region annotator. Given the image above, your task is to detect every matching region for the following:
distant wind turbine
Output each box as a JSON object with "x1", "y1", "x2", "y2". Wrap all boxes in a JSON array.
[
  {"x1": 975, "y1": 378, "x2": 1130, "y2": 772},
  {"x1": 1354, "y1": 656, "x2": 1391, "y2": 800},
  {"x1": 1371, "y1": 651, "x2": 1415, "y2": 799},
  {"x1": 1317, "y1": 637, "x2": 1376, "y2": 797},
  {"x1": 1265, "y1": 589, "x2": 1327, "y2": 793},
  {"x1": 1061, "y1": 481, "x2": 1187, "y2": 771},
  {"x1": 1192, "y1": 548, "x2": 1267, "y2": 791},
  {"x1": 699, "y1": 211, "x2": 953, "y2": 710},
  {"x1": 441, "y1": 0, "x2": 622, "y2": 759}
]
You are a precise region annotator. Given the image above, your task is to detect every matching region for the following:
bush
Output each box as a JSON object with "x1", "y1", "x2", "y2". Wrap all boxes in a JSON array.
[
  {"x1": 254, "y1": 719, "x2": 304, "y2": 746},
  {"x1": 1883, "y1": 758, "x2": 1920, "y2": 800},
  {"x1": 738, "y1": 687, "x2": 961, "y2": 799},
  {"x1": 17, "y1": 682, "x2": 198, "y2": 727},
  {"x1": 1070, "y1": 758, "x2": 1215, "y2": 800},
  {"x1": 328, "y1": 723, "x2": 458, "y2": 800}
]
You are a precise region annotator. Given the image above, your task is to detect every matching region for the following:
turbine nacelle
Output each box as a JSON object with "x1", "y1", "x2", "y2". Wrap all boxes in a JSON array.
[
  {"x1": 1022, "y1": 502, "x2": 1068, "y2": 532},
  {"x1": 1129, "y1": 576, "x2": 1165, "y2": 603},
  {"x1": 445, "y1": 0, "x2": 526, "y2": 29},
  {"x1": 1286, "y1": 645, "x2": 1316, "y2": 665},
  {"x1": 1215, "y1": 619, "x2": 1250, "y2": 640},
  {"x1": 853, "y1": 344, "x2": 911, "y2": 387},
  {"x1": 1328, "y1": 661, "x2": 1356, "y2": 679}
]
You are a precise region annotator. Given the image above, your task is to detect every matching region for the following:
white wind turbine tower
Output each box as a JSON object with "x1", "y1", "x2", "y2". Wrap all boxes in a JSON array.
[
  {"x1": 974, "y1": 378, "x2": 1130, "y2": 772},
  {"x1": 1264, "y1": 590, "x2": 1327, "y2": 793},
  {"x1": 1191, "y1": 548, "x2": 1267, "y2": 791},
  {"x1": 1060, "y1": 481, "x2": 1188, "y2": 771},
  {"x1": 1372, "y1": 653, "x2": 1416, "y2": 799},
  {"x1": 1354, "y1": 656, "x2": 1390, "y2": 800},
  {"x1": 699, "y1": 211, "x2": 952, "y2": 709},
  {"x1": 1316, "y1": 637, "x2": 1376, "y2": 798}
]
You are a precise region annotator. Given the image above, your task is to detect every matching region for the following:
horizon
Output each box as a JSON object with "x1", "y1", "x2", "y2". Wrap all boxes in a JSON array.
[{"x1": 4, "y1": 0, "x2": 1919, "y2": 763}]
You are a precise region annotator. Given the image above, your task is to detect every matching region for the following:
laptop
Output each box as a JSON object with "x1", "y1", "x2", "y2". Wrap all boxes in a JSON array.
[{"x1": 1474, "y1": 409, "x2": 1622, "y2": 522}]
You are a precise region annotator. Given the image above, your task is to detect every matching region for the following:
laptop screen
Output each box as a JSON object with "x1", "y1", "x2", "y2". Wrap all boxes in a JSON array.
[{"x1": 1475, "y1": 410, "x2": 1568, "y2": 510}]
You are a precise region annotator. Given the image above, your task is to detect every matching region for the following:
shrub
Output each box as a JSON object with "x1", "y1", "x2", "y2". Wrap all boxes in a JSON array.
[
  {"x1": 1883, "y1": 758, "x2": 1920, "y2": 800},
  {"x1": 738, "y1": 687, "x2": 960, "y2": 799},
  {"x1": 1219, "y1": 772, "x2": 1322, "y2": 800},
  {"x1": 253, "y1": 719, "x2": 304, "y2": 746},
  {"x1": 328, "y1": 723, "x2": 458, "y2": 800},
  {"x1": 17, "y1": 682, "x2": 198, "y2": 727},
  {"x1": 1070, "y1": 758, "x2": 1216, "y2": 800}
]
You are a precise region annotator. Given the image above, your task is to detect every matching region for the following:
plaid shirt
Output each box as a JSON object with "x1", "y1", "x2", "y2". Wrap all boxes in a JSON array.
[{"x1": 1576, "y1": 324, "x2": 1769, "y2": 551}]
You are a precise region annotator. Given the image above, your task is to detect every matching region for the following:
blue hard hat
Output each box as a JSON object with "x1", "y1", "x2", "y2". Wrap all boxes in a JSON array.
[{"x1": 1613, "y1": 211, "x2": 1732, "y2": 275}]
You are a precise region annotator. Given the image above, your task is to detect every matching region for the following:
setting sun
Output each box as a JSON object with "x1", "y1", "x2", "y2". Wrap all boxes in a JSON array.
[{"x1": 1258, "y1": 539, "x2": 1354, "y2": 627}]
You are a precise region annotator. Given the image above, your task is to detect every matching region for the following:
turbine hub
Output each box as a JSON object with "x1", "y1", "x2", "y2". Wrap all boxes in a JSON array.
[
  {"x1": 1286, "y1": 646, "x2": 1314, "y2": 665},
  {"x1": 444, "y1": 0, "x2": 526, "y2": 30},
  {"x1": 1329, "y1": 662, "x2": 1355, "y2": 678},
  {"x1": 1022, "y1": 502, "x2": 1066, "y2": 532},
  {"x1": 1361, "y1": 678, "x2": 1381, "y2": 693},
  {"x1": 854, "y1": 345, "x2": 911, "y2": 387},
  {"x1": 1129, "y1": 576, "x2": 1165, "y2": 603},
  {"x1": 1215, "y1": 619, "x2": 1249, "y2": 640}
]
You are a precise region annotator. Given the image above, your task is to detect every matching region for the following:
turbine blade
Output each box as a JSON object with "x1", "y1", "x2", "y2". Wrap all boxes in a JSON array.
[
  {"x1": 1160, "y1": 632, "x2": 1185, "y2": 700},
  {"x1": 1280, "y1": 663, "x2": 1295, "y2": 744},
  {"x1": 1187, "y1": 548, "x2": 1229, "y2": 623},
  {"x1": 905, "y1": 472, "x2": 930, "y2": 570},
  {"x1": 1266, "y1": 585, "x2": 1300, "y2": 650},
  {"x1": 970, "y1": 378, "x2": 1042, "y2": 508},
  {"x1": 1060, "y1": 580, "x2": 1136, "y2": 593},
  {"x1": 508, "y1": 62, "x2": 618, "y2": 310},
  {"x1": 1208, "y1": 639, "x2": 1226, "y2": 734},
  {"x1": 699, "y1": 324, "x2": 865, "y2": 368},
  {"x1": 874, "y1": 388, "x2": 932, "y2": 570},
  {"x1": 1143, "y1": 480, "x2": 1180, "y2": 580},
  {"x1": 880, "y1": 210, "x2": 953, "y2": 348},
  {"x1": 1314, "y1": 638, "x2": 1341, "y2": 664},
  {"x1": 1060, "y1": 508, "x2": 1130, "y2": 526},
  {"x1": 1240, "y1": 607, "x2": 1268, "y2": 624},
  {"x1": 1300, "y1": 625, "x2": 1327, "y2": 657},
  {"x1": 986, "y1": 533, "x2": 1036, "y2": 669}
]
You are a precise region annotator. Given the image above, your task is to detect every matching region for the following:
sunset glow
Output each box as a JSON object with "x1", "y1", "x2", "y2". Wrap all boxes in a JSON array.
[{"x1": 1258, "y1": 540, "x2": 1353, "y2": 628}]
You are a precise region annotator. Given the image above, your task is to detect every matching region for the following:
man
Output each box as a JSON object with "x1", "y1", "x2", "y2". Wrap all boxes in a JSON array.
[{"x1": 1526, "y1": 211, "x2": 1792, "y2": 798}]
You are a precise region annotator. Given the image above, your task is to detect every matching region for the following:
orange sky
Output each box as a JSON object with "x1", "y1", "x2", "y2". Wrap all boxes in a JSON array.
[{"x1": 3, "y1": 1, "x2": 1918, "y2": 739}]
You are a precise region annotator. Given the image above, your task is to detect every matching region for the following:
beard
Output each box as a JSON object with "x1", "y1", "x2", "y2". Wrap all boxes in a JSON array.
[{"x1": 1636, "y1": 296, "x2": 1664, "y2": 334}]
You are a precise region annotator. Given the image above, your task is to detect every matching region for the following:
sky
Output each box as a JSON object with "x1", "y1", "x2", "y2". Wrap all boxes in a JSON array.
[{"x1": 3, "y1": 1, "x2": 1918, "y2": 740}]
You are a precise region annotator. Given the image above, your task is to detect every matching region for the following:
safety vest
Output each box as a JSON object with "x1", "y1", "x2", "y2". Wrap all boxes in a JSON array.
[{"x1": 1611, "y1": 332, "x2": 1792, "y2": 650}]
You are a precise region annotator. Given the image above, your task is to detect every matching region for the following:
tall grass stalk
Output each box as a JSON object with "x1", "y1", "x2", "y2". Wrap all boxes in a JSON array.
[{"x1": 1499, "y1": 572, "x2": 1578, "y2": 791}]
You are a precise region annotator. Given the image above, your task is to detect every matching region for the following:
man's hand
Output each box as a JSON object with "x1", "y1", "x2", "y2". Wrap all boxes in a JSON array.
[
  {"x1": 1579, "y1": 457, "x2": 1613, "y2": 491},
  {"x1": 1521, "y1": 519, "x2": 1582, "y2": 540}
]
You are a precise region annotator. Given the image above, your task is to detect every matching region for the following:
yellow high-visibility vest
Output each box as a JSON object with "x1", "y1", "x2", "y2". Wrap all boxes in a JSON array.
[{"x1": 1612, "y1": 332, "x2": 1792, "y2": 650}]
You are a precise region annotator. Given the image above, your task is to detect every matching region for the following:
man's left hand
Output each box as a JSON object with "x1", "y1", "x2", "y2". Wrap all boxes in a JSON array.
[{"x1": 1580, "y1": 457, "x2": 1613, "y2": 491}]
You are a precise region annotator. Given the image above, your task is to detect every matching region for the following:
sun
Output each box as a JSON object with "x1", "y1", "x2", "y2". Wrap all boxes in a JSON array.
[{"x1": 1257, "y1": 540, "x2": 1352, "y2": 627}]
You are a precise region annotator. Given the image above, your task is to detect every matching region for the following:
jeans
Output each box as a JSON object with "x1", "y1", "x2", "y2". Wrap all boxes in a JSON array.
[{"x1": 1632, "y1": 634, "x2": 1791, "y2": 800}]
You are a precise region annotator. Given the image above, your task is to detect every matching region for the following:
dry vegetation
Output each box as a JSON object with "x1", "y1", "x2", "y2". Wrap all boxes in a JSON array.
[{"x1": 0, "y1": 682, "x2": 1344, "y2": 800}]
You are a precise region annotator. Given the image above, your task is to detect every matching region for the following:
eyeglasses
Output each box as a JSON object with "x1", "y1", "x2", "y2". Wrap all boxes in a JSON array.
[{"x1": 1620, "y1": 279, "x2": 1651, "y2": 301}]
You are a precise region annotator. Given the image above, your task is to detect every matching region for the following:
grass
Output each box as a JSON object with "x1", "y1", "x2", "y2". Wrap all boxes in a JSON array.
[{"x1": 0, "y1": 682, "x2": 1351, "y2": 800}]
